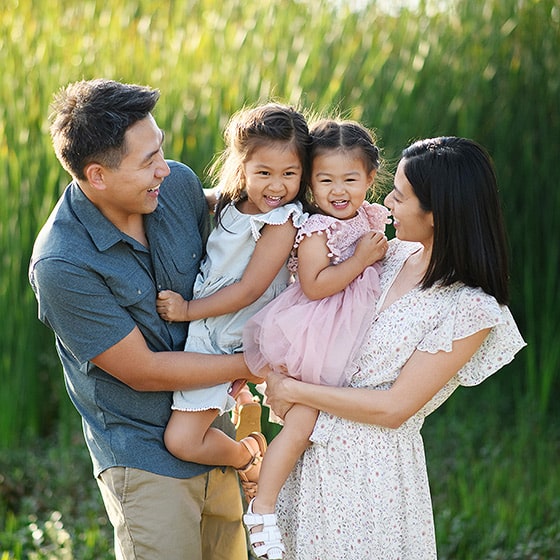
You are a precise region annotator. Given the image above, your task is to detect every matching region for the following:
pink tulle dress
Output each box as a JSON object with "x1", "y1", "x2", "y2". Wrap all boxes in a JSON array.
[{"x1": 243, "y1": 201, "x2": 390, "y2": 387}]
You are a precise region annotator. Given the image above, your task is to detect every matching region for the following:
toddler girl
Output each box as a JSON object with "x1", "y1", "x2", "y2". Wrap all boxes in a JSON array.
[{"x1": 241, "y1": 119, "x2": 390, "y2": 559}]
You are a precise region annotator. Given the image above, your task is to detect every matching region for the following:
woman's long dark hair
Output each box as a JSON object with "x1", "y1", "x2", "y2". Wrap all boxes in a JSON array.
[{"x1": 402, "y1": 136, "x2": 510, "y2": 304}]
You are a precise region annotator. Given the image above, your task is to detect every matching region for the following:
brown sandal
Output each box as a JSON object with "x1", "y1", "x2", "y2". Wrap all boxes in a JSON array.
[
  {"x1": 237, "y1": 432, "x2": 267, "y2": 503},
  {"x1": 235, "y1": 397, "x2": 262, "y2": 441}
]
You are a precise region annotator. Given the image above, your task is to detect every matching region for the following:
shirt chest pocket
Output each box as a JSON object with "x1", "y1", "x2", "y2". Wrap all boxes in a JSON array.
[{"x1": 107, "y1": 267, "x2": 156, "y2": 309}]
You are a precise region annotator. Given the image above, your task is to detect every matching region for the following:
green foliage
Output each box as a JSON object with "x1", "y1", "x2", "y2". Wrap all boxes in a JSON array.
[
  {"x1": 0, "y1": 438, "x2": 113, "y2": 559},
  {"x1": 425, "y1": 388, "x2": 560, "y2": 559},
  {"x1": 2, "y1": 0, "x2": 559, "y2": 443},
  {"x1": 2, "y1": 413, "x2": 560, "y2": 559},
  {"x1": 1, "y1": 0, "x2": 559, "y2": 557}
]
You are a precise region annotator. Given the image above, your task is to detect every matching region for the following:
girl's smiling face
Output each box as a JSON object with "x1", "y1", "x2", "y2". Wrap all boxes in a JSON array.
[
  {"x1": 384, "y1": 159, "x2": 433, "y2": 245},
  {"x1": 241, "y1": 142, "x2": 303, "y2": 215},
  {"x1": 310, "y1": 148, "x2": 375, "y2": 220}
]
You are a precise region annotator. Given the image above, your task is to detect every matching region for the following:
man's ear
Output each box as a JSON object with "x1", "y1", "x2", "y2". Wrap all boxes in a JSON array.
[{"x1": 84, "y1": 163, "x2": 107, "y2": 190}]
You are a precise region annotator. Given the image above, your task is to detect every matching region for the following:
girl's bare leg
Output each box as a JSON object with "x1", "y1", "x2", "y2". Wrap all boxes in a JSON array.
[
  {"x1": 164, "y1": 408, "x2": 254, "y2": 468},
  {"x1": 251, "y1": 403, "x2": 318, "y2": 514}
]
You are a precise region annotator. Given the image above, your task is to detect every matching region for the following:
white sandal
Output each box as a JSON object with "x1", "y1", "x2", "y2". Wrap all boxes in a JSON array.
[{"x1": 243, "y1": 498, "x2": 285, "y2": 559}]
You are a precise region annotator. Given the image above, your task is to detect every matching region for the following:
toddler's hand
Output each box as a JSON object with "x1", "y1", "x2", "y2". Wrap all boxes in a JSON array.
[
  {"x1": 156, "y1": 290, "x2": 190, "y2": 322},
  {"x1": 354, "y1": 231, "x2": 388, "y2": 268}
]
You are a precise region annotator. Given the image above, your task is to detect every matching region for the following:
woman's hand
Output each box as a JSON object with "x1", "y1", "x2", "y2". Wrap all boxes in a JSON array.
[{"x1": 264, "y1": 369, "x2": 296, "y2": 420}]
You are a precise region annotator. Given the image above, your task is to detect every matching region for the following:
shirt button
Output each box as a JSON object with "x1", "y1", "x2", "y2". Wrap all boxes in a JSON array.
[{"x1": 192, "y1": 253, "x2": 197, "y2": 259}]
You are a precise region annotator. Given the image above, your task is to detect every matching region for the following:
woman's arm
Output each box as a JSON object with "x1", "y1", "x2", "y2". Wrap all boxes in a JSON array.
[
  {"x1": 297, "y1": 230, "x2": 387, "y2": 300},
  {"x1": 264, "y1": 327, "x2": 491, "y2": 427}
]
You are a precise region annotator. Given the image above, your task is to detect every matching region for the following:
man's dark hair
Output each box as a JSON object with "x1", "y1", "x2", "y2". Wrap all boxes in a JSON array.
[{"x1": 49, "y1": 79, "x2": 160, "y2": 180}]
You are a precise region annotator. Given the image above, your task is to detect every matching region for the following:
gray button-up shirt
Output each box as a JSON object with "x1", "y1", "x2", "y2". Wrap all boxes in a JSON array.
[{"x1": 30, "y1": 161, "x2": 232, "y2": 478}]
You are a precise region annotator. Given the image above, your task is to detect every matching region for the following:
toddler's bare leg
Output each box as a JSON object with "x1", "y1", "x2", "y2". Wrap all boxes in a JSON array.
[{"x1": 252, "y1": 403, "x2": 318, "y2": 513}]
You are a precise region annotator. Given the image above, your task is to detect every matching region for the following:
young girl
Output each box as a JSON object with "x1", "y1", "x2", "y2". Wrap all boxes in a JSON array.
[
  {"x1": 155, "y1": 103, "x2": 310, "y2": 499},
  {"x1": 241, "y1": 119, "x2": 390, "y2": 559}
]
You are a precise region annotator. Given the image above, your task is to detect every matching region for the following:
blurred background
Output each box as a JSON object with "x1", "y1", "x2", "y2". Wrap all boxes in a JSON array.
[{"x1": 1, "y1": 0, "x2": 558, "y2": 558}]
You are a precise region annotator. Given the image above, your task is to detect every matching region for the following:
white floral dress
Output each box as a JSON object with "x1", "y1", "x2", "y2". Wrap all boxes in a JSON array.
[{"x1": 276, "y1": 238, "x2": 526, "y2": 560}]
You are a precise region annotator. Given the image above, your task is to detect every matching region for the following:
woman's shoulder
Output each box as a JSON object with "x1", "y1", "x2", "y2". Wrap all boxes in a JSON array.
[
  {"x1": 386, "y1": 238, "x2": 422, "y2": 260},
  {"x1": 378, "y1": 239, "x2": 423, "y2": 288},
  {"x1": 448, "y1": 283, "x2": 503, "y2": 314},
  {"x1": 418, "y1": 282, "x2": 509, "y2": 337},
  {"x1": 417, "y1": 281, "x2": 525, "y2": 385}
]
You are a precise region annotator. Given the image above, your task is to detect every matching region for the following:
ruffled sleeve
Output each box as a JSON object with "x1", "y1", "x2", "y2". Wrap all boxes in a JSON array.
[
  {"x1": 295, "y1": 213, "x2": 336, "y2": 241},
  {"x1": 294, "y1": 214, "x2": 351, "y2": 264},
  {"x1": 418, "y1": 287, "x2": 526, "y2": 386},
  {"x1": 249, "y1": 201, "x2": 308, "y2": 241}
]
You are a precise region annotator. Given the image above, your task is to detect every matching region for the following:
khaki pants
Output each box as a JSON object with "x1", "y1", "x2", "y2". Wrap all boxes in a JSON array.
[{"x1": 97, "y1": 466, "x2": 247, "y2": 560}]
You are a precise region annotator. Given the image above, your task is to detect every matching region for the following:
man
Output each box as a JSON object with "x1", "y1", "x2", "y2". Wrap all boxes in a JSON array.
[{"x1": 29, "y1": 79, "x2": 260, "y2": 559}]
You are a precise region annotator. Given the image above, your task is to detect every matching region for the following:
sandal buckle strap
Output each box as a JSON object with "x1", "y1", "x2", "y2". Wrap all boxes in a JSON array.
[{"x1": 243, "y1": 512, "x2": 278, "y2": 526}]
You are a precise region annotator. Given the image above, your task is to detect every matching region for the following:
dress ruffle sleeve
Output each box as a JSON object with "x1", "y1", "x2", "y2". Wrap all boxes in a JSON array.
[
  {"x1": 294, "y1": 215, "x2": 350, "y2": 262},
  {"x1": 294, "y1": 203, "x2": 390, "y2": 263},
  {"x1": 249, "y1": 201, "x2": 307, "y2": 241},
  {"x1": 294, "y1": 214, "x2": 336, "y2": 240},
  {"x1": 417, "y1": 287, "x2": 526, "y2": 386}
]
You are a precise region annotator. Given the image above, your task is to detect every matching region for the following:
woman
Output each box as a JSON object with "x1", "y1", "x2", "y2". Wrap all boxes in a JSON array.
[{"x1": 263, "y1": 137, "x2": 526, "y2": 559}]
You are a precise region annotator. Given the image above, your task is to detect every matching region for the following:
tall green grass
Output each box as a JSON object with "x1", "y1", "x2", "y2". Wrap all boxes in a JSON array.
[
  {"x1": 1, "y1": 0, "x2": 559, "y2": 556},
  {"x1": 3, "y1": 0, "x2": 557, "y2": 438},
  {"x1": 425, "y1": 386, "x2": 560, "y2": 559}
]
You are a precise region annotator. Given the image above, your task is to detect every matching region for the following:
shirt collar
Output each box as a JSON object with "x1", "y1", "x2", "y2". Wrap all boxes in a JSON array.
[{"x1": 69, "y1": 182, "x2": 162, "y2": 251}]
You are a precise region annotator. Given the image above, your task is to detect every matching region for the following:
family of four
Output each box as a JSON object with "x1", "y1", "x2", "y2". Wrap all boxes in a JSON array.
[{"x1": 30, "y1": 79, "x2": 525, "y2": 560}]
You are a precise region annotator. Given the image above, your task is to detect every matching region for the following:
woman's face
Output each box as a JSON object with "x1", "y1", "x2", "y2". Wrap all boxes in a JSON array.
[{"x1": 384, "y1": 159, "x2": 433, "y2": 245}]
